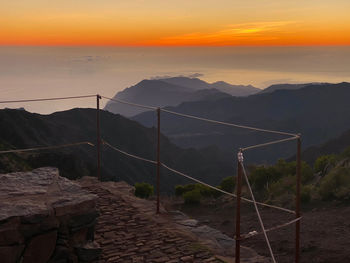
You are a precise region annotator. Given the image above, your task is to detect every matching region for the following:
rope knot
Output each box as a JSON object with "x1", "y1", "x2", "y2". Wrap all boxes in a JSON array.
[{"x1": 237, "y1": 150, "x2": 244, "y2": 163}]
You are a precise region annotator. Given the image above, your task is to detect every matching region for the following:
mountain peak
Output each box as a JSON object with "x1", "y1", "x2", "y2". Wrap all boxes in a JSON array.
[{"x1": 104, "y1": 77, "x2": 259, "y2": 117}]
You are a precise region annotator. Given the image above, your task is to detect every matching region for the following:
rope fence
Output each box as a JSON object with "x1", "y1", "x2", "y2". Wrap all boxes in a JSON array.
[
  {"x1": 0, "y1": 93, "x2": 302, "y2": 263},
  {"x1": 240, "y1": 155, "x2": 276, "y2": 263},
  {"x1": 0, "y1": 141, "x2": 94, "y2": 154},
  {"x1": 101, "y1": 95, "x2": 158, "y2": 110},
  {"x1": 160, "y1": 108, "x2": 298, "y2": 137},
  {"x1": 241, "y1": 136, "x2": 299, "y2": 151},
  {"x1": 100, "y1": 138, "x2": 298, "y2": 263},
  {"x1": 91, "y1": 138, "x2": 296, "y2": 214},
  {"x1": 161, "y1": 162, "x2": 295, "y2": 214},
  {"x1": 102, "y1": 140, "x2": 157, "y2": 164},
  {"x1": 0, "y1": 95, "x2": 97, "y2": 104},
  {"x1": 241, "y1": 217, "x2": 302, "y2": 240}
]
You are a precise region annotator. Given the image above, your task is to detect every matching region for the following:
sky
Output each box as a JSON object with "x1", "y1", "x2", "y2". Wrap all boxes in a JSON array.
[
  {"x1": 1, "y1": 45, "x2": 350, "y2": 113},
  {"x1": 1, "y1": 0, "x2": 350, "y2": 46},
  {"x1": 1, "y1": 1, "x2": 350, "y2": 114}
]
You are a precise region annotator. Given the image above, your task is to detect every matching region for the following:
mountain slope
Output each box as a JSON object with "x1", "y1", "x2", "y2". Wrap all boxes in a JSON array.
[
  {"x1": 104, "y1": 79, "x2": 195, "y2": 117},
  {"x1": 0, "y1": 108, "x2": 232, "y2": 192},
  {"x1": 104, "y1": 77, "x2": 258, "y2": 117},
  {"x1": 260, "y1": 83, "x2": 329, "y2": 94},
  {"x1": 133, "y1": 82, "x2": 350, "y2": 163},
  {"x1": 160, "y1": 77, "x2": 260, "y2": 96},
  {"x1": 302, "y1": 128, "x2": 350, "y2": 164}
]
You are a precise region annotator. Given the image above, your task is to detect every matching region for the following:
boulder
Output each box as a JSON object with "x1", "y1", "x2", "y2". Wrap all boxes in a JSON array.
[
  {"x1": 22, "y1": 231, "x2": 57, "y2": 263},
  {"x1": 0, "y1": 167, "x2": 100, "y2": 262},
  {"x1": 0, "y1": 245, "x2": 25, "y2": 263},
  {"x1": 75, "y1": 241, "x2": 101, "y2": 262}
]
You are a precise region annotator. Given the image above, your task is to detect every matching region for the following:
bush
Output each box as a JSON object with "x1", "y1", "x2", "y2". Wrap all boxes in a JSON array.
[
  {"x1": 134, "y1": 182, "x2": 154, "y2": 199},
  {"x1": 195, "y1": 184, "x2": 209, "y2": 197},
  {"x1": 183, "y1": 184, "x2": 196, "y2": 193},
  {"x1": 267, "y1": 175, "x2": 295, "y2": 200},
  {"x1": 314, "y1": 155, "x2": 336, "y2": 174},
  {"x1": 175, "y1": 185, "x2": 185, "y2": 196},
  {"x1": 319, "y1": 167, "x2": 350, "y2": 201},
  {"x1": 211, "y1": 186, "x2": 223, "y2": 198},
  {"x1": 175, "y1": 183, "x2": 219, "y2": 199},
  {"x1": 250, "y1": 160, "x2": 313, "y2": 192},
  {"x1": 301, "y1": 185, "x2": 313, "y2": 204},
  {"x1": 183, "y1": 189, "x2": 201, "y2": 204},
  {"x1": 340, "y1": 146, "x2": 350, "y2": 159},
  {"x1": 220, "y1": 176, "x2": 236, "y2": 193},
  {"x1": 300, "y1": 162, "x2": 314, "y2": 184}
]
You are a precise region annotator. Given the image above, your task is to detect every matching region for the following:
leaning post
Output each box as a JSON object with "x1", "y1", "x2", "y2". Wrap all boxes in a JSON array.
[
  {"x1": 235, "y1": 149, "x2": 243, "y2": 263},
  {"x1": 295, "y1": 135, "x2": 302, "y2": 263},
  {"x1": 156, "y1": 108, "x2": 161, "y2": 214},
  {"x1": 96, "y1": 94, "x2": 102, "y2": 181}
]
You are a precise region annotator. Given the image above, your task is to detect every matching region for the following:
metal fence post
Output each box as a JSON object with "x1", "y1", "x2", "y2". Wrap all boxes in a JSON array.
[
  {"x1": 156, "y1": 108, "x2": 161, "y2": 214},
  {"x1": 295, "y1": 135, "x2": 301, "y2": 263},
  {"x1": 96, "y1": 94, "x2": 101, "y2": 181},
  {"x1": 235, "y1": 150, "x2": 243, "y2": 263}
]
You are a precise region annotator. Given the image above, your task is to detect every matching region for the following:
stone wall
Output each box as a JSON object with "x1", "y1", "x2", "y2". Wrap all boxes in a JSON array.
[{"x1": 0, "y1": 167, "x2": 101, "y2": 263}]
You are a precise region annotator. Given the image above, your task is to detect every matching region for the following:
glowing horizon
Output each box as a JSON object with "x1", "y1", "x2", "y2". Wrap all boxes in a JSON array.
[{"x1": 1, "y1": 0, "x2": 350, "y2": 46}]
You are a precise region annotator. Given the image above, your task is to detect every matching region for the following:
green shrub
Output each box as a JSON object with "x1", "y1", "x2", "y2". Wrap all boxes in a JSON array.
[
  {"x1": 194, "y1": 184, "x2": 212, "y2": 197},
  {"x1": 175, "y1": 185, "x2": 185, "y2": 196},
  {"x1": 211, "y1": 186, "x2": 223, "y2": 198},
  {"x1": 183, "y1": 184, "x2": 196, "y2": 193},
  {"x1": 183, "y1": 189, "x2": 201, "y2": 204},
  {"x1": 267, "y1": 175, "x2": 295, "y2": 205},
  {"x1": 314, "y1": 155, "x2": 336, "y2": 174},
  {"x1": 220, "y1": 176, "x2": 236, "y2": 193},
  {"x1": 250, "y1": 160, "x2": 313, "y2": 192},
  {"x1": 301, "y1": 185, "x2": 313, "y2": 203},
  {"x1": 340, "y1": 146, "x2": 350, "y2": 159},
  {"x1": 134, "y1": 182, "x2": 154, "y2": 199},
  {"x1": 301, "y1": 162, "x2": 314, "y2": 184},
  {"x1": 319, "y1": 167, "x2": 350, "y2": 201},
  {"x1": 175, "y1": 183, "x2": 219, "y2": 198},
  {"x1": 250, "y1": 166, "x2": 274, "y2": 193}
]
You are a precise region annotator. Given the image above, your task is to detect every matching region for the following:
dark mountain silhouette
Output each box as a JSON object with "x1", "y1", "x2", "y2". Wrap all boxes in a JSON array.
[
  {"x1": 301, "y1": 128, "x2": 350, "y2": 164},
  {"x1": 133, "y1": 82, "x2": 350, "y2": 163},
  {"x1": 160, "y1": 77, "x2": 259, "y2": 96},
  {"x1": 260, "y1": 83, "x2": 330, "y2": 94},
  {"x1": 0, "y1": 108, "x2": 233, "y2": 192},
  {"x1": 209, "y1": 81, "x2": 258, "y2": 96},
  {"x1": 156, "y1": 77, "x2": 211, "y2": 90},
  {"x1": 104, "y1": 77, "x2": 258, "y2": 117},
  {"x1": 187, "y1": 88, "x2": 232, "y2": 101}
]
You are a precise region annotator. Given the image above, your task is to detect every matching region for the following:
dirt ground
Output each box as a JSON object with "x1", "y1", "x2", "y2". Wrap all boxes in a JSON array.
[{"x1": 166, "y1": 197, "x2": 350, "y2": 263}]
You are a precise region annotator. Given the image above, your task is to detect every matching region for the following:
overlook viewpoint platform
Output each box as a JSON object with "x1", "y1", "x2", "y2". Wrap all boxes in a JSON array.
[{"x1": 78, "y1": 177, "x2": 268, "y2": 263}]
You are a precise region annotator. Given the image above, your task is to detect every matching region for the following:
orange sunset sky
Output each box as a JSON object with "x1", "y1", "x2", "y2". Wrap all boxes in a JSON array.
[{"x1": 1, "y1": 0, "x2": 350, "y2": 46}]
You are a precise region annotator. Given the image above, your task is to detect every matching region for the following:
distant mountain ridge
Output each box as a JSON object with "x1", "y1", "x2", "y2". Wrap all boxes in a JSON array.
[
  {"x1": 0, "y1": 108, "x2": 232, "y2": 192},
  {"x1": 260, "y1": 82, "x2": 330, "y2": 94},
  {"x1": 133, "y1": 82, "x2": 350, "y2": 163},
  {"x1": 159, "y1": 77, "x2": 259, "y2": 96},
  {"x1": 104, "y1": 77, "x2": 259, "y2": 117},
  {"x1": 302, "y1": 128, "x2": 350, "y2": 164}
]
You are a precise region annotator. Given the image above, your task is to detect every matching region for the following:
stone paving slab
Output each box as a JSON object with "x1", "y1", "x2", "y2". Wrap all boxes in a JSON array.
[{"x1": 78, "y1": 177, "x2": 268, "y2": 263}]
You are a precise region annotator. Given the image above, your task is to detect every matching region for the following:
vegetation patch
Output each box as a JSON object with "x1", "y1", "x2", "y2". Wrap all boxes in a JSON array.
[
  {"x1": 134, "y1": 182, "x2": 154, "y2": 199},
  {"x1": 175, "y1": 147, "x2": 350, "y2": 207}
]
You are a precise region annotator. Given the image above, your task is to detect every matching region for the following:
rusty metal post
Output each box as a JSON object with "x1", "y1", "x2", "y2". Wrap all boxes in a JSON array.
[
  {"x1": 96, "y1": 94, "x2": 101, "y2": 181},
  {"x1": 235, "y1": 150, "x2": 243, "y2": 263},
  {"x1": 156, "y1": 108, "x2": 161, "y2": 214},
  {"x1": 295, "y1": 135, "x2": 301, "y2": 263}
]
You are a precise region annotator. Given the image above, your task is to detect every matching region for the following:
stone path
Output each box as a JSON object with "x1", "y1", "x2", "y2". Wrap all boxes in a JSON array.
[{"x1": 79, "y1": 178, "x2": 223, "y2": 263}]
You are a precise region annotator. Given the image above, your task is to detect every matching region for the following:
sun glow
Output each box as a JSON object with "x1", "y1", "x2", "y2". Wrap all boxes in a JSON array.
[{"x1": 1, "y1": 0, "x2": 349, "y2": 46}]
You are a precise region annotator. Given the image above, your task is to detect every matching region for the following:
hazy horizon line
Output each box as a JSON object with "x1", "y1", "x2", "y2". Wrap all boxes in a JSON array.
[{"x1": 1, "y1": 44, "x2": 350, "y2": 48}]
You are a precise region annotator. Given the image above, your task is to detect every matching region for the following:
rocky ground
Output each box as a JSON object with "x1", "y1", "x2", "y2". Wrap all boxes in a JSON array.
[
  {"x1": 0, "y1": 168, "x2": 99, "y2": 263},
  {"x1": 78, "y1": 177, "x2": 269, "y2": 263},
  {"x1": 167, "y1": 197, "x2": 350, "y2": 263}
]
